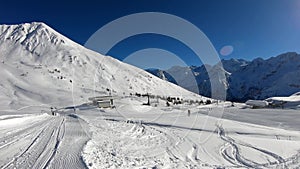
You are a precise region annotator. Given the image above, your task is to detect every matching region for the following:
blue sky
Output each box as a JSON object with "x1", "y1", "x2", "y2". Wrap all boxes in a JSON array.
[{"x1": 1, "y1": 0, "x2": 300, "y2": 69}]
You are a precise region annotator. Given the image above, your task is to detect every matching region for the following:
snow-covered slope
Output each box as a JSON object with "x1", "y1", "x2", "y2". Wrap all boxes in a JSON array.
[
  {"x1": 145, "y1": 68, "x2": 178, "y2": 85},
  {"x1": 0, "y1": 22, "x2": 201, "y2": 110},
  {"x1": 266, "y1": 92, "x2": 300, "y2": 109}
]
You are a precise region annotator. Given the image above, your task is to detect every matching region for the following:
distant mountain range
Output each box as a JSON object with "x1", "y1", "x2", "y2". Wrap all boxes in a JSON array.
[{"x1": 147, "y1": 52, "x2": 300, "y2": 102}]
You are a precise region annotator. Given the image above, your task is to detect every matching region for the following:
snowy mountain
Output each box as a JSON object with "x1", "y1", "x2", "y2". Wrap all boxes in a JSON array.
[
  {"x1": 0, "y1": 22, "x2": 202, "y2": 110},
  {"x1": 145, "y1": 68, "x2": 177, "y2": 85},
  {"x1": 147, "y1": 53, "x2": 300, "y2": 102},
  {"x1": 228, "y1": 52, "x2": 300, "y2": 101}
]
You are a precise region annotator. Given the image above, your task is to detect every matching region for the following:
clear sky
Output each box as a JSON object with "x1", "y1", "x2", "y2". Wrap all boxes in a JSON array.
[{"x1": 1, "y1": 0, "x2": 300, "y2": 69}]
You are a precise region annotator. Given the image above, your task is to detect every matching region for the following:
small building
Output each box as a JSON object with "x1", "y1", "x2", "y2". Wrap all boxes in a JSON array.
[
  {"x1": 88, "y1": 96, "x2": 115, "y2": 108},
  {"x1": 95, "y1": 100, "x2": 111, "y2": 108}
]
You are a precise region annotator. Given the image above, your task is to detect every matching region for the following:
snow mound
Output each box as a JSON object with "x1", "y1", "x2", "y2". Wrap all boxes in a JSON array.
[{"x1": 266, "y1": 92, "x2": 300, "y2": 109}]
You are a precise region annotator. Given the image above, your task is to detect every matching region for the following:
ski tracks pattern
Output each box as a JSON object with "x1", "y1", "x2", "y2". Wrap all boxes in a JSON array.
[
  {"x1": 0, "y1": 114, "x2": 90, "y2": 169},
  {"x1": 217, "y1": 125, "x2": 299, "y2": 168}
]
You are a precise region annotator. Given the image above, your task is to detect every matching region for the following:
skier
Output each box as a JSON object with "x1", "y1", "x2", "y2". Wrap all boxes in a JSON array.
[{"x1": 50, "y1": 107, "x2": 55, "y2": 116}]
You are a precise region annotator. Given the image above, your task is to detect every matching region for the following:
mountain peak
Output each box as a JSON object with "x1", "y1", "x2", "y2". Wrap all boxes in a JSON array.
[
  {"x1": 0, "y1": 22, "x2": 80, "y2": 58},
  {"x1": 0, "y1": 22, "x2": 56, "y2": 38},
  {"x1": 276, "y1": 52, "x2": 299, "y2": 60}
]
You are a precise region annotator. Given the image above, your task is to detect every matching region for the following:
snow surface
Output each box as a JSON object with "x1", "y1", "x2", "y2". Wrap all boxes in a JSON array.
[
  {"x1": 245, "y1": 100, "x2": 269, "y2": 107},
  {"x1": 268, "y1": 92, "x2": 300, "y2": 103},
  {"x1": 1, "y1": 100, "x2": 300, "y2": 168},
  {"x1": 265, "y1": 92, "x2": 300, "y2": 109},
  {"x1": 0, "y1": 22, "x2": 300, "y2": 168},
  {"x1": 79, "y1": 99, "x2": 300, "y2": 169}
]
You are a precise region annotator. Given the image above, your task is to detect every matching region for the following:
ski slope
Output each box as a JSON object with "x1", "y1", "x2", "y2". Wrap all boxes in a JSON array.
[{"x1": 0, "y1": 112, "x2": 90, "y2": 169}]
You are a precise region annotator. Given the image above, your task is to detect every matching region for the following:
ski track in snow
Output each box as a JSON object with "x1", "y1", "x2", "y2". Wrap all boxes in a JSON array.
[
  {"x1": 217, "y1": 125, "x2": 300, "y2": 168},
  {"x1": 0, "y1": 113, "x2": 89, "y2": 169}
]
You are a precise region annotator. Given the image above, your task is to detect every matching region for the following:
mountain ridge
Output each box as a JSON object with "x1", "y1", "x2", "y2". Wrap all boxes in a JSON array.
[
  {"x1": 0, "y1": 22, "x2": 203, "y2": 110},
  {"x1": 147, "y1": 52, "x2": 300, "y2": 102}
]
